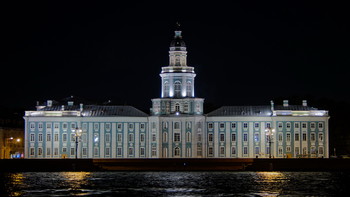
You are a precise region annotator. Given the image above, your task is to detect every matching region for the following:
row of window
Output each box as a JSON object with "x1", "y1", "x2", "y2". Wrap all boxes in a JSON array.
[
  {"x1": 206, "y1": 132, "x2": 324, "y2": 143},
  {"x1": 29, "y1": 146, "x2": 147, "y2": 157},
  {"x1": 207, "y1": 122, "x2": 324, "y2": 130},
  {"x1": 29, "y1": 122, "x2": 147, "y2": 131}
]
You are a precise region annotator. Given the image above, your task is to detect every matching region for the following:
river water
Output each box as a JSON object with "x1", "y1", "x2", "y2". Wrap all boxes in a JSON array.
[{"x1": 1, "y1": 171, "x2": 349, "y2": 196}]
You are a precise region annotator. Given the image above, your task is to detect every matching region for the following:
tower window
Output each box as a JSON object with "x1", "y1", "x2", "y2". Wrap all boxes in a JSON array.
[{"x1": 174, "y1": 81, "x2": 181, "y2": 97}]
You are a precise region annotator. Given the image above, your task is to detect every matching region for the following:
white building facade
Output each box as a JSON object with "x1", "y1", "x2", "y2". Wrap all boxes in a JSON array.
[{"x1": 23, "y1": 26, "x2": 329, "y2": 159}]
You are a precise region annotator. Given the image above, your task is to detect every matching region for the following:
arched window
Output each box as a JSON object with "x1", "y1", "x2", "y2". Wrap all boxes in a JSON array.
[
  {"x1": 163, "y1": 81, "x2": 169, "y2": 97},
  {"x1": 174, "y1": 147, "x2": 180, "y2": 156},
  {"x1": 186, "y1": 81, "x2": 192, "y2": 96},
  {"x1": 175, "y1": 103, "x2": 180, "y2": 112},
  {"x1": 174, "y1": 81, "x2": 181, "y2": 97}
]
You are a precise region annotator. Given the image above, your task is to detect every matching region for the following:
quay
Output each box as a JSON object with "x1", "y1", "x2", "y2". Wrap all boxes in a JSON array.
[{"x1": 1, "y1": 158, "x2": 350, "y2": 172}]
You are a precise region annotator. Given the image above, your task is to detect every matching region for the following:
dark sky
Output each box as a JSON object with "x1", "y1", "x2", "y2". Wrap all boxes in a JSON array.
[{"x1": 1, "y1": 1, "x2": 349, "y2": 111}]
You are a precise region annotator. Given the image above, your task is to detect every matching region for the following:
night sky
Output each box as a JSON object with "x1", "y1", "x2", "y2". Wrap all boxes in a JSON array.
[{"x1": 2, "y1": 1, "x2": 349, "y2": 111}]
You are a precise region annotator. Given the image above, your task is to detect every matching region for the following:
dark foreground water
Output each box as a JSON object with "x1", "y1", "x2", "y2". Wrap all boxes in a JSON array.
[{"x1": 1, "y1": 171, "x2": 350, "y2": 196}]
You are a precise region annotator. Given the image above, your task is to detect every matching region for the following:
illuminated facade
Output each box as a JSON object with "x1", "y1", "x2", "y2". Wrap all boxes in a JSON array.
[{"x1": 23, "y1": 26, "x2": 329, "y2": 159}]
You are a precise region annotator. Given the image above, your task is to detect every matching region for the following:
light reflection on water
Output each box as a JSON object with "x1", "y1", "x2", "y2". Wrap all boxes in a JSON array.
[{"x1": 1, "y1": 171, "x2": 349, "y2": 196}]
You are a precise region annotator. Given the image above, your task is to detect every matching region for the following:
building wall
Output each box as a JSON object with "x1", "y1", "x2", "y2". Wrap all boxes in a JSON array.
[{"x1": 23, "y1": 114, "x2": 329, "y2": 159}]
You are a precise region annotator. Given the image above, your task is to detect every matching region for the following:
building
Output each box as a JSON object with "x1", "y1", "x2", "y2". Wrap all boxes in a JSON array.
[{"x1": 23, "y1": 25, "x2": 329, "y2": 159}]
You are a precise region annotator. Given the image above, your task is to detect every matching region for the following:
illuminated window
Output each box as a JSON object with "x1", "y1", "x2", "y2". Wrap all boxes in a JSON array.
[
  {"x1": 174, "y1": 147, "x2": 180, "y2": 156},
  {"x1": 319, "y1": 133, "x2": 324, "y2": 141},
  {"x1": 174, "y1": 81, "x2": 181, "y2": 97},
  {"x1": 38, "y1": 147, "x2": 43, "y2": 156},
  {"x1": 220, "y1": 133, "x2": 225, "y2": 142},
  {"x1": 243, "y1": 133, "x2": 248, "y2": 142},
  {"x1": 231, "y1": 133, "x2": 236, "y2": 142},
  {"x1": 208, "y1": 133, "x2": 213, "y2": 142},
  {"x1": 186, "y1": 81, "x2": 191, "y2": 96},
  {"x1": 38, "y1": 133, "x2": 43, "y2": 142},
  {"x1": 254, "y1": 133, "x2": 259, "y2": 142},
  {"x1": 295, "y1": 133, "x2": 299, "y2": 141},
  {"x1": 140, "y1": 147, "x2": 145, "y2": 156},
  {"x1": 174, "y1": 133, "x2": 180, "y2": 142},
  {"x1": 164, "y1": 81, "x2": 169, "y2": 96},
  {"x1": 46, "y1": 133, "x2": 51, "y2": 142}
]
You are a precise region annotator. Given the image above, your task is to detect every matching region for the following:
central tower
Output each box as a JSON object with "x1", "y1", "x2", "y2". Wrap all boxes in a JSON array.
[{"x1": 151, "y1": 24, "x2": 204, "y2": 115}]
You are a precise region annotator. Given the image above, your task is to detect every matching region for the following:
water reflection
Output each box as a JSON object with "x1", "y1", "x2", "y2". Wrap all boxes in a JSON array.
[{"x1": 1, "y1": 171, "x2": 350, "y2": 196}]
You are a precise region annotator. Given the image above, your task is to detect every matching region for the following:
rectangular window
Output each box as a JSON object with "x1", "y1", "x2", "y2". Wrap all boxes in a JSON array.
[
  {"x1": 38, "y1": 133, "x2": 43, "y2": 142},
  {"x1": 295, "y1": 133, "x2": 299, "y2": 141},
  {"x1": 94, "y1": 123, "x2": 99, "y2": 131},
  {"x1": 140, "y1": 123, "x2": 145, "y2": 130},
  {"x1": 208, "y1": 147, "x2": 213, "y2": 156},
  {"x1": 286, "y1": 133, "x2": 291, "y2": 142},
  {"x1": 294, "y1": 123, "x2": 299, "y2": 128},
  {"x1": 231, "y1": 147, "x2": 236, "y2": 155},
  {"x1": 62, "y1": 147, "x2": 67, "y2": 153},
  {"x1": 208, "y1": 133, "x2": 213, "y2": 142},
  {"x1": 220, "y1": 123, "x2": 225, "y2": 129},
  {"x1": 220, "y1": 133, "x2": 225, "y2": 142},
  {"x1": 105, "y1": 123, "x2": 111, "y2": 130},
  {"x1": 129, "y1": 133, "x2": 134, "y2": 142},
  {"x1": 174, "y1": 133, "x2": 180, "y2": 142},
  {"x1": 243, "y1": 147, "x2": 248, "y2": 155},
  {"x1": 254, "y1": 133, "x2": 259, "y2": 142},
  {"x1": 46, "y1": 123, "x2": 52, "y2": 129},
  {"x1": 140, "y1": 133, "x2": 145, "y2": 142},
  {"x1": 231, "y1": 133, "x2": 236, "y2": 142},
  {"x1": 278, "y1": 133, "x2": 283, "y2": 142},
  {"x1": 105, "y1": 133, "x2": 110, "y2": 143},
  {"x1": 140, "y1": 147, "x2": 145, "y2": 156},
  {"x1": 319, "y1": 147, "x2": 324, "y2": 154},
  {"x1": 231, "y1": 123, "x2": 236, "y2": 129},
  {"x1": 302, "y1": 123, "x2": 307, "y2": 128},
  {"x1": 286, "y1": 122, "x2": 291, "y2": 129},
  {"x1": 46, "y1": 134, "x2": 51, "y2": 142},
  {"x1": 38, "y1": 147, "x2": 43, "y2": 156},
  {"x1": 38, "y1": 123, "x2": 43, "y2": 130},
  {"x1": 152, "y1": 146, "x2": 157, "y2": 157},
  {"x1": 286, "y1": 146, "x2": 291, "y2": 152},
  {"x1": 117, "y1": 133, "x2": 122, "y2": 142},
  {"x1": 174, "y1": 122, "x2": 180, "y2": 129},
  {"x1": 54, "y1": 148, "x2": 59, "y2": 156},
  {"x1": 243, "y1": 123, "x2": 248, "y2": 129},
  {"x1": 128, "y1": 147, "x2": 133, "y2": 156},
  {"x1": 220, "y1": 146, "x2": 225, "y2": 155},
  {"x1": 82, "y1": 133, "x2": 87, "y2": 143},
  {"x1": 30, "y1": 148, "x2": 35, "y2": 156},
  {"x1": 30, "y1": 133, "x2": 35, "y2": 142},
  {"x1": 71, "y1": 133, "x2": 76, "y2": 142},
  {"x1": 30, "y1": 123, "x2": 35, "y2": 129},
  {"x1": 303, "y1": 133, "x2": 307, "y2": 141},
  {"x1": 197, "y1": 133, "x2": 202, "y2": 142},
  {"x1": 117, "y1": 147, "x2": 122, "y2": 156},
  {"x1": 63, "y1": 123, "x2": 68, "y2": 130},
  {"x1": 319, "y1": 133, "x2": 324, "y2": 142},
  {"x1": 311, "y1": 123, "x2": 316, "y2": 129},
  {"x1": 254, "y1": 122, "x2": 259, "y2": 128},
  {"x1": 117, "y1": 123, "x2": 122, "y2": 131},
  {"x1": 71, "y1": 148, "x2": 75, "y2": 156},
  {"x1": 255, "y1": 147, "x2": 260, "y2": 154},
  {"x1": 243, "y1": 133, "x2": 248, "y2": 142},
  {"x1": 278, "y1": 122, "x2": 283, "y2": 129},
  {"x1": 62, "y1": 133, "x2": 67, "y2": 142},
  {"x1": 311, "y1": 133, "x2": 316, "y2": 141},
  {"x1": 197, "y1": 144, "x2": 202, "y2": 156},
  {"x1": 129, "y1": 123, "x2": 134, "y2": 130},
  {"x1": 46, "y1": 148, "x2": 51, "y2": 156},
  {"x1": 82, "y1": 148, "x2": 87, "y2": 156},
  {"x1": 54, "y1": 123, "x2": 59, "y2": 129},
  {"x1": 208, "y1": 123, "x2": 213, "y2": 129},
  {"x1": 318, "y1": 122, "x2": 324, "y2": 129}
]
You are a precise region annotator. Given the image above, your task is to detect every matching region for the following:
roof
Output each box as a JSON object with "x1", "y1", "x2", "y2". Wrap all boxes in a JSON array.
[
  {"x1": 207, "y1": 106, "x2": 272, "y2": 117},
  {"x1": 37, "y1": 105, "x2": 148, "y2": 117}
]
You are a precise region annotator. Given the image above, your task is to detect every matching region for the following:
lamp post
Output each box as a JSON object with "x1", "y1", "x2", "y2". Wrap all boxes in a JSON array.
[
  {"x1": 265, "y1": 127, "x2": 275, "y2": 158},
  {"x1": 74, "y1": 128, "x2": 82, "y2": 159}
]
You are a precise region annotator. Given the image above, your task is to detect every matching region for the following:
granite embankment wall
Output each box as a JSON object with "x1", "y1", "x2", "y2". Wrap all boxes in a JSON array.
[{"x1": 1, "y1": 158, "x2": 350, "y2": 172}]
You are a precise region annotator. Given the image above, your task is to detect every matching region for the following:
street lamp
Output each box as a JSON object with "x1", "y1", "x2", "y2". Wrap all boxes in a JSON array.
[
  {"x1": 73, "y1": 127, "x2": 83, "y2": 159},
  {"x1": 265, "y1": 127, "x2": 275, "y2": 158}
]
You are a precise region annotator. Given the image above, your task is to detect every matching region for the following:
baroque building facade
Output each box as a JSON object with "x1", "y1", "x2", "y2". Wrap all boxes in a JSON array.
[{"x1": 23, "y1": 27, "x2": 329, "y2": 159}]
